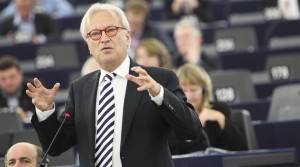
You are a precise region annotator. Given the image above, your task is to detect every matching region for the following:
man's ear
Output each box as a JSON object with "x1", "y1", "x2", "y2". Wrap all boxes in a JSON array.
[
  {"x1": 199, "y1": 37, "x2": 203, "y2": 45},
  {"x1": 126, "y1": 31, "x2": 131, "y2": 47}
]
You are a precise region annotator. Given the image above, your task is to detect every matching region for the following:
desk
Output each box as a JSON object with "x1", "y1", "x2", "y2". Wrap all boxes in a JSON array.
[
  {"x1": 173, "y1": 148, "x2": 298, "y2": 167},
  {"x1": 254, "y1": 120, "x2": 300, "y2": 162}
]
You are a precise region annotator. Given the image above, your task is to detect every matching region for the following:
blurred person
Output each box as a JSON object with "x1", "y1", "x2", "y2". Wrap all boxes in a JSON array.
[
  {"x1": 173, "y1": 15, "x2": 220, "y2": 71},
  {"x1": 125, "y1": 0, "x2": 176, "y2": 57},
  {"x1": 0, "y1": 55, "x2": 34, "y2": 123},
  {"x1": 135, "y1": 38, "x2": 173, "y2": 69},
  {"x1": 163, "y1": 0, "x2": 212, "y2": 22},
  {"x1": 169, "y1": 64, "x2": 247, "y2": 154},
  {"x1": 278, "y1": 0, "x2": 300, "y2": 20},
  {"x1": 27, "y1": 3, "x2": 201, "y2": 166},
  {"x1": 5, "y1": 142, "x2": 49, "y2": 167},
  {"x1": 1, "y1": 0, "x2": 74, "y2": 19},
  {"x1": 0, "y1": 0, "x2": 60, "y2": 44},
  {"x1": 81, "y1": 56, "x2": 100, "y2": 76}
]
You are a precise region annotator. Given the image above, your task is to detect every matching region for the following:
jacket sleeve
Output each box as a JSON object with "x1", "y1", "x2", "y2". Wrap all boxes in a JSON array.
[
  {"x1": 31, "y1": 83, "x2": 76, "y2": 156},
  {"x1": 154, "y1": 69, "x2": 202, "y2": 140}
]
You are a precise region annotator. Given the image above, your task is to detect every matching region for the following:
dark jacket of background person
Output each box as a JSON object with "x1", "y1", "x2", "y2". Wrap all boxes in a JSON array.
[
  {"x1": 169, "y1": 102, "x2": 248, "y2": 154},
  {"x1": 163, "y1": 0, "x2": 212, "y2": 22},
  {"x1": 0, "y1": 81, "x2": 35, "y2": 112},
  {"x1": 172, "y1": 51, "x2": 221, "y2": 72},
  {"x1": 0, "y1": 13, "x2": 60, "y2": 40}
]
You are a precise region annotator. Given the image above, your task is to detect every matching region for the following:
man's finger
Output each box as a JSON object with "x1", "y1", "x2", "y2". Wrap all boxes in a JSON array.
[
  {"x1": 52, "y1": 83, "x2": 60, "y2": 93},
  {"x1": 131, "y1": 66, "x2": 147, "y2": 76},
  {"x1": 126, "y1": 74, "x2": 139, "y2": 83},
  {"x1": 26, "y1": 90, "x2": 34, "y2": 98},
  {"x1": 33, "y1": 78, "x2": 43, "y2": 88},
  {"x1": 27, "y1": 83, "x2": 36, "y2": 92}
]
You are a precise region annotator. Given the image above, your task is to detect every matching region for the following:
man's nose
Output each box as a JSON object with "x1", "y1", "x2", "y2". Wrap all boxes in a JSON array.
[{"x1": 100, "y1": 32, "x2": 110, "y2": 43}]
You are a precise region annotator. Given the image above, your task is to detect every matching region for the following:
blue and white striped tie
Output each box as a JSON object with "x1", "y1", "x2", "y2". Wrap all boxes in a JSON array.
[{"x1": 95, "y1": 73, "x2": 116, "y2": 167}]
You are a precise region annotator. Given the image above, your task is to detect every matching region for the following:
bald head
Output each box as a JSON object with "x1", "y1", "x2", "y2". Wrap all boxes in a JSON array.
[{"x1": 5, "y1": 142, "x2": 40, "y2": 167}]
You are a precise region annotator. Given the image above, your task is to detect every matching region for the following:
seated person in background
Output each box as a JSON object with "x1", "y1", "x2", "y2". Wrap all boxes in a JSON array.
[
  {"x1": 81, "y1": 56, "x2": 100, "y2": 76},
  {"x1": 0, "y1": 0, "x2": 60, "y2": 44},
  {"x1": 135, "y1": 38, "x2": 173, "y2": 70},
  {"x1": 125, "y1": 0, "x2": 176, "y2": 57},
  {"x1": 163, "y1": 0, "x2": 212, "y2": 22},
  {"x1": 173, "y1": 15, "x2": 220, "y2": 71},
  {"x1": 1, "y1": 0, "x2": 74, "y2": 19},
  {"x1": 278, "y1": 0, "x2": 300, "y2": 20},
  {"x1": 169, "y1": 64, "x2": 247, "y2": 154},
  {"x1": 5, "y1": 142, "x2": 49, "y2": 167},
  {"x1": 0, "y1": 55, "x2": 34, "y2": 123}
]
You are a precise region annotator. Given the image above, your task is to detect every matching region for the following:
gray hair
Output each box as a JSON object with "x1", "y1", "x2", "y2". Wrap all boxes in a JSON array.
[
  {"x1": 174, "y1": 15, "x2": 202, "y2": 37},
  {"x1": 80, "y1": 3, "x2": 130, "y2": 41}
]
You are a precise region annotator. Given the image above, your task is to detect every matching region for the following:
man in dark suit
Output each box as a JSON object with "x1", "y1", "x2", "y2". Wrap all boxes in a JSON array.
[
  {"x1": 0, "y1": 55, "x2": 34, "y2": 123},
  {"x1": 26, "y1": 3, "x2": 201, "y2": 167},
  {"x1": 173, "y1": 15, "x2": 221, "y2": 71},
  {"x1": 0, "y1": 0, "x2": 60, "y2": 44}
]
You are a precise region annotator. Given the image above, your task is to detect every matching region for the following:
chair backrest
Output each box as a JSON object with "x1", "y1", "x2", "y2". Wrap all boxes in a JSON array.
[
  {"x1": 269, "y1": 36, "x2": 300, "y2": 50},
  {"x1": 0, "y1": 157, "x2": 5, "y2": 167},
  {"x1": 11, "y1": 129, "x2": 41, "y2": 146},
  {"x1": 265, "y1": 53, "x2": 300, "y2": 81},
  {"x1": 209, "y1": 70, "x2": 257, "y2": 103},
  {"x1": 0, "y1": 132, "x2": 11, "y2": 157},
  {"x1": 48, "y1": 149, "x2": 76, "y2": 166},
  {"x1": 214, "y1": 27, "x2": 258, "y2": 53},
  {"x1": 268, "y1": 83, "x2": 300, "y2": 121},
  {"x1": 231, "y1": 109, "x2": 259, "y2": 150},
  {"x1": 0, "y1": 112, "x2": 23, "y2": 134},
  {"x1": 35, "y1": 42, "x2": 79, "y2": 69}
]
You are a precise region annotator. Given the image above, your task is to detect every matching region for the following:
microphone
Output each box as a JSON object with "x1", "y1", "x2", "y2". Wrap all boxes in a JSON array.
[
  {"x1": 39, "y1": 112, "x2": 71, "y2": 166},
  {"x1": 201, "y1": 129, "x2": 228, "y2": 154},
  {"x1": 262, "y1": 19, "x2": 282, "y2": 48}
]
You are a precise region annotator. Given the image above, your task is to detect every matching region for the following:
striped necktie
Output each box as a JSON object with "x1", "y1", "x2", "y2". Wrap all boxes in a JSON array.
[{"x1": 95, "y1": 73, "x2": 116, "y2": 167}]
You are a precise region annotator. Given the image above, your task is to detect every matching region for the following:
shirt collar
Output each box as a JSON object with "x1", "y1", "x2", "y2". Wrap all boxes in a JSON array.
[
  {"x1": 13, "y1": 12, "x2": 35, "y2": 27},
  {"x1": 99, "y1": 56, "x2": 130, "y2": 84}
]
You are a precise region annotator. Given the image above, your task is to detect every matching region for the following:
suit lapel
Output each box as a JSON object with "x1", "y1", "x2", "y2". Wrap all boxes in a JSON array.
[
  {"x1": 84, "y1": 71, "x2": 100, "y2": 156},
  {"x1": 121, "y1": 60, "x2": 144, "y2": 150}
]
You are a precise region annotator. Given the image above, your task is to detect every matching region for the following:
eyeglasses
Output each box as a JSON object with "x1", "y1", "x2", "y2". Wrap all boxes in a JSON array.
[{"x1": 87, "y1": 26, "x2": 127, "y2": 41}]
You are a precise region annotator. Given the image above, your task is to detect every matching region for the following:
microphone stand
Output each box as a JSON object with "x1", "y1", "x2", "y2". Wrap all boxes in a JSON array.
[
  {"x1": 39, "y1": 113, "x2": 70, "y2": 166},
  {"x1": 202, "y1": 129, "x2": 228, "y2": 154}
]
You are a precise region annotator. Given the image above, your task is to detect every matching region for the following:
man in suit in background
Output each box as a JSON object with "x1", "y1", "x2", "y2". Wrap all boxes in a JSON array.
[
  {"x1": 26, "y1": 3, "x2": 201, "y2": 167},
  {"x1": 173, "y1": 15, "x2": 221, "y2": 71},
  {"x1": 0, "y1": 55, "x2": 34, "y2": 123},
  {"x1": 0, "y1": 0, "x2": 60, "y2": 44}
]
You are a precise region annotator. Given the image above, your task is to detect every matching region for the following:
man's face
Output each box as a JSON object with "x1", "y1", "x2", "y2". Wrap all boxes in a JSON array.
[
  {"x1": 0, "y1": 67, "x2": 23, "y2": 95},
  {"x1": 175, "y1": 26, "x2": 201, "y2": 56},
  {"x1": 86, "y1": 11, "x2": 130, "y2": 72},
  {"x1": 6, "y1": 143, "x2": 38, "y2": 167},
  {"x1": 126, "y1": 11, "x2": 146, "y2": 36},
  {"x1": 15, "y1": 0, "x2": 35, "y2": 20}
]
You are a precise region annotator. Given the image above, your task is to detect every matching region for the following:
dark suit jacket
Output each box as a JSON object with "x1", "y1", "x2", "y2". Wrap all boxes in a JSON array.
[
  {"x1": 173, "y1": 52, "x2": 221, "y2": 72},
  {"x1": 0, "y1": 82, "x2": 35, "y2": 112},
  {"x1": 32, "y1": 60, "x2": 201, "y2": 167},
  {"x1": 0, "y1": 13, "x2": 60, "y2": 40},
  {"x1": 163, "y1": 0, "x2": 212, "y2": 22}
]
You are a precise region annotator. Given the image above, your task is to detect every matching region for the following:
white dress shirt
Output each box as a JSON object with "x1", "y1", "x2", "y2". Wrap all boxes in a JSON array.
[{"x1": 36, "y1": 56, "x2": 164, "y2": 166}]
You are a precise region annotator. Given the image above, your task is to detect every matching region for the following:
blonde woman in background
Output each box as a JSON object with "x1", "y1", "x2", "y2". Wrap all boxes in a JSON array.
[
  {"x1": 135, "y1": 38, "x2": 173, "y2": 70},
  {"x1": 169, "y1": 64, "x2": 247, "y2": 154}
]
